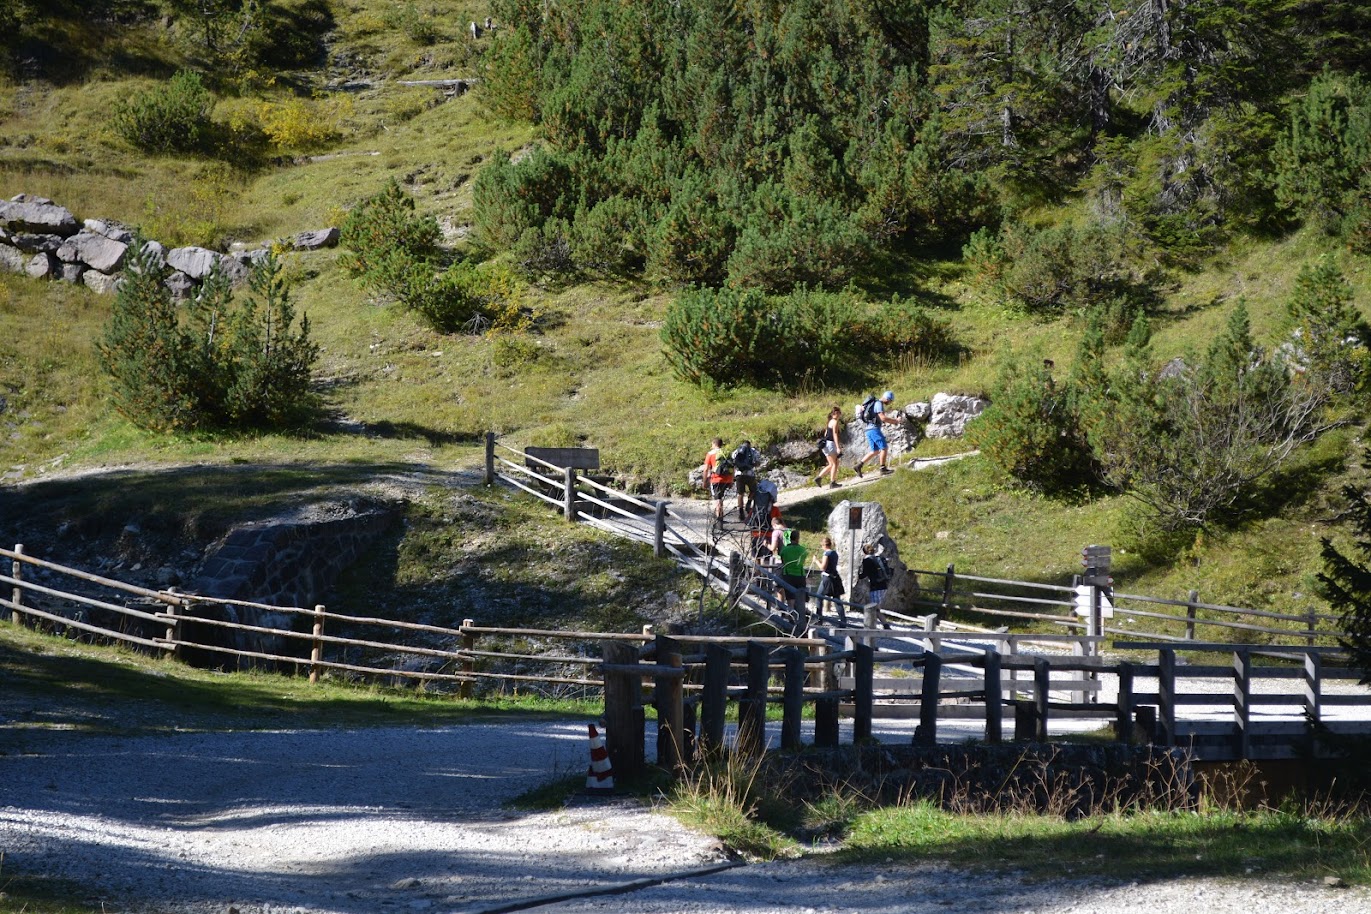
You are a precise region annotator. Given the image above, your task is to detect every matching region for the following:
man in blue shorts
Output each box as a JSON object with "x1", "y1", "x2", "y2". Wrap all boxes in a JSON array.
[{"x1": 855, "y1": 390, "x2": 901, "y2": 478}]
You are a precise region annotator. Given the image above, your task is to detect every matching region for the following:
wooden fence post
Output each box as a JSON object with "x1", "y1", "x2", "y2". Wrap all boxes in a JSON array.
[
  {"x1": 1033, "y1": 657, "x2": 1050, "y2": 742},
  {"x1": 309, "y1": 605, "x2": 326, "y2": 684},
  {"x1": 655, "y1": 649, "x2": 685, "y2": 772},
  {"x1": 781, "y1": 648, "x2": 804, "y2": 750},
  {"x1": 484, "y1": 432, "x2": 496, "y2": 485},
  {"x1": 917, "y1": 651, "x2": 940, "y2": 746},
  {"x1": 10, "y1": 543, "x2": 24, "y2": 627},
  {"x1": 563, "y1": 466, "x2": 577, "y2": 522},
  {"x1": 941, "y1": 563, "x2": 955, "y2": 612},
  {"x1": 1116, "y1": 661, "x2": 1134, "y2": 743},
  {"x1": 1304, "y1": 650, "x2": 1323, "y2": 726},
  {"x1": 1185, "y1": 590, "x2": 1199, "y2": 641},
  {"x1": 984, "y1": 650, "x2": 1002, "y2": 744},
  {"x1": 853, "y1": 642, "x2": 874, "y2": 743},
  {"x1": 459, "y1": 619, "x2": 476, "y2": 699},
  {"x1": 700, "y1": 643, "x2": 731, "y2": 754},
  {"x1": 654, "y1": 502, "x2": 668, "y2": 558},
  {"x1": 737, "y1": 641, "x2": 769, "y2": 756},
  {"x1": 1233, "y1": 649, "x2": 1251, "y2": 760},
  {"x1": 603, "y1": 640, "x2": 644, "y2": 779},
  {"x1": 814, "y1": 642, "x2": 839, "y2": 748},
  {"x1": 1158, "y1": 648, "x2": 1177, "y2": 746},
  {"x1": 1305, "y1": 609, "x2": 1318, "y2": 648},
  {"x1": 163, "y1": 591, "x2": 182, "y2": 662}
]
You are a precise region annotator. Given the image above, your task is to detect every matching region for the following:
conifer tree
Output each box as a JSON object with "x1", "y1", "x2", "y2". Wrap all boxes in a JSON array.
[{"x1": 1321, "y1": 447, "x2": 1371, "y2": 683}]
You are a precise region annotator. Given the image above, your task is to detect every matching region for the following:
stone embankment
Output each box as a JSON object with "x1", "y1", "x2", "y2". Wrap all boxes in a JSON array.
[{"x1": 0, "y1": 193, "x2": 339, "y2": 297}]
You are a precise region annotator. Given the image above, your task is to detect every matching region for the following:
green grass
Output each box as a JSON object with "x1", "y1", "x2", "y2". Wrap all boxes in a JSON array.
[{"x1": 840, "y1": 800, "x2": 1371, "y2": 884}]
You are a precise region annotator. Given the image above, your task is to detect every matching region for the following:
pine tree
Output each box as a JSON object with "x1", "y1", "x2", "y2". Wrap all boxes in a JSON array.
[{"x1": 1321, "y1": 447, "x2": 1371, "y2": 683}]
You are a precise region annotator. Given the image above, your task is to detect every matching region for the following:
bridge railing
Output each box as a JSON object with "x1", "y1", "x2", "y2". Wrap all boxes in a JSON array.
[
  {"x1": 905, "y1": 564, "x2": 1345, "y2": 652},
  {"x1": 604, "y1": 632, "x2": 1371, "y2": 775}
]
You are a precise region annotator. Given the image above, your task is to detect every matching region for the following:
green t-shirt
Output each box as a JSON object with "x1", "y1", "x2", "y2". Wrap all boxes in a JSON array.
[{"x1": 778, "y1": 542, "x2": 808, "y2": 577}]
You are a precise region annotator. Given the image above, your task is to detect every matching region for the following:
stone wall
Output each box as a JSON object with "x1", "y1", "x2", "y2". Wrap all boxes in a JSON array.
[
  {"x1": 178, "y1": 499, "x2": 400, "y2": 668},
  {"x1": 0, "y1": 193, "x2": 339, "y2": 298}
]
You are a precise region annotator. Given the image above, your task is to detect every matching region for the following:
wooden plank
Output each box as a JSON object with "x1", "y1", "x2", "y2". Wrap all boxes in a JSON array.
[{"x1": 525, "y1": 446, "x2": 600, "y2": 471}]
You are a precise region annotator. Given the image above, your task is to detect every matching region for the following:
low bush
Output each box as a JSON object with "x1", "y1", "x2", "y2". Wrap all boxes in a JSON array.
[{"x1": 110, "y1": 70, "x2": 215, "y2": 155}]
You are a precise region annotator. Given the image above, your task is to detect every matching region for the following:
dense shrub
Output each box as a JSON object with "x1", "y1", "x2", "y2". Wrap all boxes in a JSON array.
[
  {"x1": 1282, "y1": 256, "x2": 1371, "y2": 399},
  {"x1": 661, "y1": 286, "x2": 952, "y2": 390},
  {"x1": 966, "y1": 358, "x2": 1097, "y2": 495},
  {"x1": 99, "y1": 242, "x2": 318, "y2": 432},
  {"x1": 1321, "y1": 446, "x2": 1371, "y2": 681},
  {"x1": 341, "y1": 180, "x2": 529, "y2": 334},
  {"x1": 1274, "y1": 70, "x2": 1371, "y2": 242},
  {"x1": 110, "y1": 70, "x2": 214, "y2": 154}
]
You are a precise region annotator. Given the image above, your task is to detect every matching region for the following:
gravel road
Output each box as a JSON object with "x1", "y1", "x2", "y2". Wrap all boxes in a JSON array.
[{"x1": 1, "y1": 720, "x2": 1366, "y2": 914}]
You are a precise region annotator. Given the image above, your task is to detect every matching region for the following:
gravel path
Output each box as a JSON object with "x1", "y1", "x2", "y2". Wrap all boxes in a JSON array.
[{"x1": 2, "y1": 720, "x2": 1367, "y2": 914}]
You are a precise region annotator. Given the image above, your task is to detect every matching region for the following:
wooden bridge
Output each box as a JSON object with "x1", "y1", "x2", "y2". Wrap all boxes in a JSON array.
[{"x1": 3, "y1": 437, "x2": 1369, "y2": 766}]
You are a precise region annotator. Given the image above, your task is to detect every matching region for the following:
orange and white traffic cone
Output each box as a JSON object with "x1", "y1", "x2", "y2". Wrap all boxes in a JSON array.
[{"x1": 585, "y1": 722, "x2": 615, "y2": 795}]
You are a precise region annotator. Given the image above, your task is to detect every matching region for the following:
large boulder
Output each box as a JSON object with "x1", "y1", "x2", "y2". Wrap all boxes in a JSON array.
[
  {"x1": 0, "y1": 243, "x2": 26, "y2": 274},
  {"x1": 60, "y1": 263, "x2": 86, "y2": 284},
  {"x1": 83, "y1": 218, "x2": 134, "y2": 245},
  {"x1": 82, "y1": 269, "x2": 121, "y2": 295},
  {"x1": 292, "y1": 227, "x2": 339, "y2": 250},
  {"x1": 823, "y1": 500, "x2": 922, "y2": 617},
  {"x1": 57, "y1": 230, "x2": 129, "y2": 273},
  {"x1": 217, "y1": 254, "x2": 251, "y2": 286},
  {"x1": 0, "y1": 196, "x2": 79, "y2": 237},
  {"x1": 25, "y1": 252, "x2": 56, "y2": 279},
  {"x1": 140, "y1": 239, "x2": 168, "y2": 271},
  {"x1": 926, "y1": 393, "x2": 988, "y2": 439},
  {"x1": 165, "y1": 270, "x2": 197, "y2": 300},
  {"x1": 167, "y1": 245, "x2": 221, "y2": 280},
  {"x1": 11, "y1": 233, "x2": 63, "y2": 253}
]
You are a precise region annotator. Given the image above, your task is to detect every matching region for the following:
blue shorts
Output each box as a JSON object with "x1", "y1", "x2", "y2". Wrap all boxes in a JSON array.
[{"x1": 865, "y1": 428, "x2": 887, "y2": 452}]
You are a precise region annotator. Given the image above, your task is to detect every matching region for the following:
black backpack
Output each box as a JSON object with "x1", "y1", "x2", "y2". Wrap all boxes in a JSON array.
[
  {"x1": 731, "y1": 444, "x2": 758, "y2": 473},
  {"x1": 858, "y1": 395, "x2": 879, "y2": 424}
]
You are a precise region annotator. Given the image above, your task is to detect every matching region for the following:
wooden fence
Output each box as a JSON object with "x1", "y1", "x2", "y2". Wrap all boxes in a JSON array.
[{"x1": 603, "y1": 630, "x2": 1371, "y2": 773}]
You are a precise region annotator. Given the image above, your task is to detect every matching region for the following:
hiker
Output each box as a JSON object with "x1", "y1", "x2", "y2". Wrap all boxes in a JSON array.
[
  {"x1": 761, "y1": 513, "x2": 787, "y2": 562},
  {"x1": 857, "y1": 541, "x2": 894, "y2": 630},
  {"x1": 812, "y1": 535, "x2": 847, "y2": 625},
  {"x1": 748, "y1": 480, "x2": 782, "y2": 558},
  {"x1": 702, "y1": 437, "x2": 734, "y2": 521},
  {"x1": 776, "y1": 529, "x2": 809, "y2": 633},
  {"x1": 814, "y1": 406, "x2": 843, "y2": 489},
  {"x1": 854, "y1": 390, "x2": 901, "y2": 478},
  {"x1": 732, "y1": 440, "x2": 762, "y2": 519}
]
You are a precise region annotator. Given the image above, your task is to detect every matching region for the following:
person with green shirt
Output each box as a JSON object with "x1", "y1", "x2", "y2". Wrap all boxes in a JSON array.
[{"x1": 776, "y1": 529, "x2": 809, "y2": 634}]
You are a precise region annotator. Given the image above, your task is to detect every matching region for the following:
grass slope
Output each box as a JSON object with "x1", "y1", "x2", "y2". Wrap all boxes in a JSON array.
[{"x1": 1, "y1": 0, "x2": 1369, "y2": 620}]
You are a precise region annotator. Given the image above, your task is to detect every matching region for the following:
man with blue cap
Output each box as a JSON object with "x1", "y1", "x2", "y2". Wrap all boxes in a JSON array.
[{"x1": 854, "y1": 390, "x2": 901, "y2": 477}]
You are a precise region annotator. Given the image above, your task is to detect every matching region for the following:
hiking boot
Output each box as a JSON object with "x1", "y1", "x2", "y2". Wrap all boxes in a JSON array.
[
  {"x1": 829, "y1": 481, "x2": 840, "y2": 489},
  {"x1": 879, "y1": 466, "x2": 893, "y2": 475},
  {"x1": 855, "y1": 465, "x2": 864, "y2": 478},
  {"x1": 813, "y1": 474, "x2": 823, "y2": 486}
]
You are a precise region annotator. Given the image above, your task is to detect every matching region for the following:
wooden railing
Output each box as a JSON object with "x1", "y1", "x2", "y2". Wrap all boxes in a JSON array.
[
  {"x1": 905, "y1": 564, "x2": 1345, "y2": 651},
  {"x1": 2, "y1": 544, "x2": 636, "y2": 697},
  {"x1": 603, "y1": 630, "x2": 1371, "y2": 773}
]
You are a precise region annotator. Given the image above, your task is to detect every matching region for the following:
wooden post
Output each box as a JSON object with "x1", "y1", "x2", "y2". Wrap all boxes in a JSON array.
[
  {"x1": 814, "y1": 641, "x2": 839, "y2": 748},
  {"x1": 1304, "y1": 650, "x2": 1322, "y2": 725},
  {"x1": 563, "y1": 466, "x2": 577, "y2": 522},
  {"x1": 781, "y1": 648, "x2": 804, "y2": 750},
  {"x1": 652, "y1": 648, "x2": 683, "y2": 770},
  {"x1": 1305, "y1": 609, "x2": 1318, "y2": 648},
  {"x1": 917, "y1": 651, "x2": 940, "y2": 746},
  {"x1": 459, "y1": 619, "x2": 476, "y2": 699},
  {"x1": 700, "y1": 643, "x2": 731, "y2": 753},
  {"x1": 654, "y1": 501, "x2": 668, "y2": 558},
  {"x1": 1158, "y1": 648, "x2": 1177, "y2": 746},
  {"x1": 603, "y1": 640, "x2": 644, "y2": 779},
  {"x1": 10, "y1": 543, "x2": 24, "y2": 627},
  {"x1": 1033, "y1": 657, "x2": 1050, "y2": 742},
  {"x1": 941, "y1": 563, "x2": 955, "y2": 612},
  {"x1": 984, "y1": 651, "x2": 1002, "y2": 744},
  {"x1": 1185, "y1": 590, "x2": 1199, "y2": 641},
  {"x1": 726, "y1": 551, "x2": 744, "y2": 604},
  {"x1": 163, "y1": 591, "x2": 182, "y2": 662},
  {"x1": 1116, "y1": 662, "x2": 1134, "y2": 743},
  {"x1": 737, "y1": 641, "x2": 769, "y2": 756},
  {"x1": 309, "y1": 604, "x2": 325, "y2": 684},
  {"x1": 1233, "y1": 649, "x2": 1251, "y2": 760},
  {"x1": 853, "y1": 642, "x2": 874, "y2": 743},
  {"x1": 484, "y1": 431, "x2": 496, "y2": 485}
]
